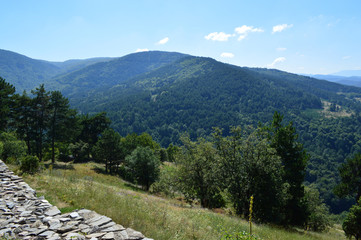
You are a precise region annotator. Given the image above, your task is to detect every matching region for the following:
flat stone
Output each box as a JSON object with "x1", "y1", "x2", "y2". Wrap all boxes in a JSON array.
[
  {"x1": 86, "y1": 232, "x2": 106, "y2": 238},
  {"x1": 88, "y1": 216, "x2": 112, "y2": 227},
  {"x1": 101, "y1": 224, "x2": 125, "y2": 232},
  {"x1": 45, "y1": 206, "x2": 61, "y2": 216},
  {"x1": 70, "y1": 212, "x2": 80, "y2": 218},
  {"x1": 102, "y1": 232, "x2": 115, "y2": 239},
  {"x1": 20, "y1": 211, "x2": 33, "y2": 217},
  {"x1": 39, "y1": 230, "x2": 56, "y2": 237},
  {"x1": 65, "y1": 232, "x2": 86, "y2": 240},
  {"x1": 126, "y1": 228, "x2": 145, "y2": 239}
]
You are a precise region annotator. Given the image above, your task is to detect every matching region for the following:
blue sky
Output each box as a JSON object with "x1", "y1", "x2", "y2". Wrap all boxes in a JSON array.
[{"x1": 1, "y1": 0, "x2": 360, "y2": 74}]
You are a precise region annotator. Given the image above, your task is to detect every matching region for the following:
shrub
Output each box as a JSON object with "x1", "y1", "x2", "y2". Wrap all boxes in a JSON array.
[
  {"x1": 0, "y1": 131, "x2": 26, "y2": 163},
  {"x1": 124, "y1": 146, "x2": 161, "y2": 190},
  {"x1": 343, "y1": 198, "x2": 361, "y2": 240},
  {"x1": 20, "y1": 155, "x2": 40, "y2": 174}
]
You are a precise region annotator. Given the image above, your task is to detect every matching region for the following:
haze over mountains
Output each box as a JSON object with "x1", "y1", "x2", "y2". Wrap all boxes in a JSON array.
[{"x1": 2, "y1": 48, "x2": 361, "y2": 213}]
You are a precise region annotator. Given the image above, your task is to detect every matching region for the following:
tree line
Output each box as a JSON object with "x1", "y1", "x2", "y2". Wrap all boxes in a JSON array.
[{"x1": 1, "y1": 76, "x2": 361, "y2": 237}]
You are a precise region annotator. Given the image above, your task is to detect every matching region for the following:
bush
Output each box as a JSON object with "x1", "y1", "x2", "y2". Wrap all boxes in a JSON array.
[
  {"x1": 0, "y1": 132, "x2": 26, "y2": 163},
  {"x1": 304, "y1": 187, "x2": 331, "y2": 232},
  {"x1": 124, "y1": 146, "x2": 161, "y2": 190},
  {"x1": 343, "y1": 198, "x2": 361, "y2": 240},
  {"x1": 20, "y1": 155, "x2": 40, "y2": 174}
]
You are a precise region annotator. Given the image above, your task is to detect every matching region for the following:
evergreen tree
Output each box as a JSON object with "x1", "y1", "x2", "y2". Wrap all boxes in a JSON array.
[
  {"x1": 0, "y1": 77, "x2": 16, "y2": 131},
  {"x1": 94, "y1": 129, "x2": 122, "y2": 174},
  {"x1": 334, "y1": 153, "x2": 361, "y2": 203},
  {"x1": 264, "y1": 112, "x2": 309, "y2": 226},
  {"x1": 343, "y1": 198, "x2": 361, "y2": 240},
  {"x1": 31, "y1": 84, "x2": 50, "y2": 161},
  {"x1": 48, "y1": 91, "x2": 78, "y2": 164}
]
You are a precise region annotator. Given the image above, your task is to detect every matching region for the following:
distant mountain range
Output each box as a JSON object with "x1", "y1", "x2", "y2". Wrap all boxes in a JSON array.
[
  {"x1": 306, "y1": 74, "x2": 361, "y2": 88},
  {"x1": 1, "y1": 48, "x2": 361, "y2": 213}
]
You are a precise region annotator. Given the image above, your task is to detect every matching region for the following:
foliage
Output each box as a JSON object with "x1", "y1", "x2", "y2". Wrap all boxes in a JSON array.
[
  {"x1": 20, "y1": 155, "x2": 40, "y2": 174},
  {"x1": 94, "y1": 129, "x2": 122, "y2": 174},
  {"x1": 175, "y1": 134, "x2": 225, "y2": 208},
  {"x1": 213, "y1": 127, "x2": 286, "y2": 223},
  {"x1": 263, "y1": 112, "x2": 309, "y2": 226},
  {"x1": 124, "y1": 146, "x2": 161, "y2": 190},
  {"x1": 0, "y1": 77, "x2": 16, "y2": 131},
  {"x1": 342, "y1": 198, "x2": 361, "y2": 240},
  {"x1": 0, "y1": 131, "x2": 26, "y2": 163},
  {"x1": 304, "y1": 186, "x2": 331, "y2": 232},
  {"x1": 68, "y1": 140, "x2": 90, "y2": 162},
  {"x1": 334, "y1": 153, "x2": 361, "y2": 202},
  {"x1": 150, "y1": 163, "x2": 178, "y2": 197}
]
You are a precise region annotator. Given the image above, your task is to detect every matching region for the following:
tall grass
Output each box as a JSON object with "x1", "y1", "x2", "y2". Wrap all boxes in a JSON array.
[{"x1": 22, "y1": 163, "x2": 346, "y2": 240}]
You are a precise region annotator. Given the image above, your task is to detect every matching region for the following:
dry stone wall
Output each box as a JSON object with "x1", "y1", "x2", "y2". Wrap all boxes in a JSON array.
[{"x1": 0, "y1": 160, "x2": 153, "y2": 240}]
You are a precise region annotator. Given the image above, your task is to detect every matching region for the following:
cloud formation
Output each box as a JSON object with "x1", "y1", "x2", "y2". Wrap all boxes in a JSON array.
[
  {"x1": 157, "y1": 37, "x2": 169, "y2": 45},
  {"x1": 235, "y1": 25, "x2": 263, "y2": 41},
  {"x1": 220, "y1": 52, "x2": 235, "y2": 58},
  {"x1": 267, "y1": 57, "x2": 286, "y2": 68},
  {"x1": 205, "y1": 25, "x2": 263, "y2": 42},
  {"x1": 272, "y1": 24, "x2": 293, "y2": 33},
  {"x1": 204, "y1": 32, "x2": 233, "y2": 41},
  {"x1": 135, "y1": 48, "x2": 149, "y2": 53}
]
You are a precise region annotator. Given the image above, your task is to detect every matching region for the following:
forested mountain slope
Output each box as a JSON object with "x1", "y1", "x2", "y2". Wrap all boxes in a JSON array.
[
  {"x1": 63, "y1": 54, "x2": 361, "y2": 213},
  {"x1": 50, "y1": 51, "x2": 188, "y2": 99},
  {"x1": 0, "y1": 49, "x2": 114, "y2": 92},
  {"x1": 2, "y1": 49, "x2": 361, "y2": 213}
]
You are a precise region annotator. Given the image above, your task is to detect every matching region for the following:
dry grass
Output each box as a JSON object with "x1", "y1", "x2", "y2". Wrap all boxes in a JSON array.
[{"x1": 22, "y1": 162, "x2": 346, "y2": 240}]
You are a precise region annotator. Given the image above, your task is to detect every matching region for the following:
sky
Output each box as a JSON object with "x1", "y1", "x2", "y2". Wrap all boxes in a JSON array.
[{"x1": 1, "y1": 0, "x2": 360, "y2": 75}]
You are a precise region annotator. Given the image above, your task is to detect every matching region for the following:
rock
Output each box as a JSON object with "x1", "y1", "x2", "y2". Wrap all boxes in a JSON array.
[
  {"x1": 0, "y1": 160, "x2": 149, "y2": 240},
  {"x1": 45, "y1": 206, "x2": 61, "y2": 217}
]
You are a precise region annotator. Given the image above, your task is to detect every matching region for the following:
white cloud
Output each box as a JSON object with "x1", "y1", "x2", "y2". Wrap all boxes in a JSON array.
[
  {"x1": 157, "y1": 37, "x2": 169, "y2": 45},
  {"x1": 135, "y1": 48, "x2": 149, "y2": 53},
  {"x1": 272, "y1": 24, "x2": 293, "y2": 33},
  {"x1": 205, "y1": 32, "x2": 233, "y2": 41},
  {"x1": 235, "y1": 25, "x2": 263, "y2": 34},
  {"x1": 220, "y1": 52, "x2": 235, "y2": 58},
  {"x1": 234, "y1": 25, "x2": 263, "y2": 41},
  {"x1": 267, "y1": 57, "x2": 286, "y2": 68},
  {"x1": 276, "y1": 47, "x2": 287, "y2": 51}
]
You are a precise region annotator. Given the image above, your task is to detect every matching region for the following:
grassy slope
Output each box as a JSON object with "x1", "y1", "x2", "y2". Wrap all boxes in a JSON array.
[{"x1": 21, "y1": 163, "x2": 346, "y2": 240}]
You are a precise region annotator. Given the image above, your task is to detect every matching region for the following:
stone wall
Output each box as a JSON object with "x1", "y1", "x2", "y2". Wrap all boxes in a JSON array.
[{"x1": 0, "y1": 160, "x2": 153, "y2": 240}]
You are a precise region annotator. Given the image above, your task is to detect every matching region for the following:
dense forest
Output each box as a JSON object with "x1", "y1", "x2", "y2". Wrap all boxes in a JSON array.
[{"x1": 2, "y1": 49, "x2": 361, "y2": 217}]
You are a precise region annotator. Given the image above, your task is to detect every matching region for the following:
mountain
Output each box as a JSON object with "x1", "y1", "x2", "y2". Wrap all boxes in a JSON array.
[
  {"x1": 332, "y1": 69, "x2": 361, "y2": 77},
  {"x1": 309, "y1": 74, "x2": 361, "y2": 88},
  {"x1": 49, "y1": 51, "x2": 188, "y2": 99},
  {"x1": 0, "y1": 49, "x2": 62, "y2": 91},
  {"x1": 56, "y1": 53, "x2": 361, "y2": 213},
  {"x1": 0, "y1": 49, "x2": 114, "y2": 92},
  {"x1": 1, "y1": 49, "x2": 361, "y2": 213}
]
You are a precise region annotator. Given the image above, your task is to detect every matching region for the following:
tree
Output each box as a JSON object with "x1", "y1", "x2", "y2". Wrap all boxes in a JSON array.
[
  {"x1": 124, "y1": 146, "x2": 160, "y2": 190},
  {"x1": 48, "y1": 91, "x2": 78, "y2": 164},
  {"x1": 31, "y1": 84, "x2": 50, "y2": 161},
  {"x1": 343, "y1": 198, "x2": 361, "y2": 240},
  {"x1": 0, "y1": 132, "x2": 26, "y2": 164},
  {"x1": 264, "y1": 112, "x2": 309, "y2": 226},
  {"x1": 334, "y1": 153, "x2": 361, "y2": 202},
  {"x1": 213, "y1": 127, "x2": 285, "y2": 223},
  {"x1": 94, "y1": 129, "x2": 122, "y2": 174},
  {"x1": 78, "y1": 112, "x2": 111, "y2": 158},
  {"x1": 0, "y1": 77, "x2": 16, "y2": 131},
  {"x1": 14, "y1": 91, "x2": 33, "y2": 154},
  {"x1": 120, "y1": 132, "x2": 160, "y2": 160},
  {"x1": 175, "y1": 134, "x2": 224, "y2": 208}
]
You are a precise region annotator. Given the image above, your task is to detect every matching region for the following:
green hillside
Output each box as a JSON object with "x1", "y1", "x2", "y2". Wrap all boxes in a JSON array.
[
  {"x1": 0, "y1": 49, "x2": 62, "y2": 91},
  {"x1": 50, "y1": 51, "x2": 188, "y2": 99},
  {"x1": 62, "y1": 54, "x2": 361, "y2": 213}
]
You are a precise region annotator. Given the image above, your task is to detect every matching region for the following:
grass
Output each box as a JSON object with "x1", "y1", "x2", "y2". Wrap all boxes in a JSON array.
[{"x1": 21, "y1": 162, "x2": 346, "y2": 240}]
